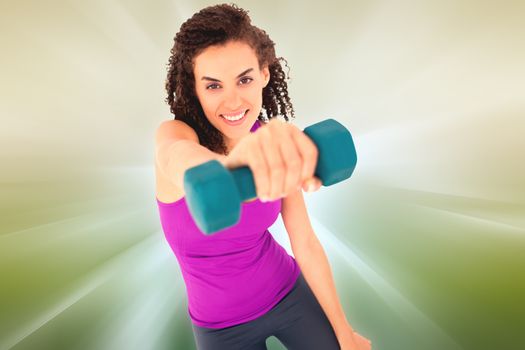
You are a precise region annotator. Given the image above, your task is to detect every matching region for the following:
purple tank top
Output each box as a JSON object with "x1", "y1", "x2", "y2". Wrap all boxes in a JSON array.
[{"x1": 156, "y1": 119, "x2": 300, "y2": 329}]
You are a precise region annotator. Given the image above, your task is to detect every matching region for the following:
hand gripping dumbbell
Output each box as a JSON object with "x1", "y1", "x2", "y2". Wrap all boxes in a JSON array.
[{"x1": 183, "y1": 118, "x2": 357, "y2": 235}]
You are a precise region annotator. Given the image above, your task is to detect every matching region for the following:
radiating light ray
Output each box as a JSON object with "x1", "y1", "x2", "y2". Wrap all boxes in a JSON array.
[
  {"x1": 356, "y1": 107, "x2": 523, "y2": 168},
  {"x1": 0, "y1": 205, "x2": 145, "y2": 239},
  {"x1": 330, "y1": 1, "x2": 525, "y2": 132},
  {"x1": 86, "y1": 237, "x2": 184, "y2": 350},
  {"x1": 411, "y1": 203, "x2": 525, "y2": 234},
  {"x1": 68, "y1": 0, "x2": 163, "y2": 62},
  {"x1": 0, "y1": 232, "x2": 164, "y2": 350},
  {"x1": 350, "y1": 182, "x2": 525, "y2": 230},
  {"x1": 94, "y1": 280, "x2": 184, "y2": 350},
  {"x1": 355, "y1": 107, "x2": 524, "y2": 160},
  {"x1": 309, "y1": 216, "x2": 464, "y2": 350},
  {"x1": 171, "y1": 0, "x2": 195, "y2": 24},
  {"x1": 101, "y1": 273, "x2": 184, "y2": 349},
  {"x1": 352, "y1": 107, "x2": 525, "y2": 204},
  {"x1": 368, "y1": 31, "x2": 525, "y2": 115}
]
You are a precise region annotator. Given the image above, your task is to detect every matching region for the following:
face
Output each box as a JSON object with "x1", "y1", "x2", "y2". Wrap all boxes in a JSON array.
[{"x1": 193, "y1": 40, "x2": 270, "y2": 152}]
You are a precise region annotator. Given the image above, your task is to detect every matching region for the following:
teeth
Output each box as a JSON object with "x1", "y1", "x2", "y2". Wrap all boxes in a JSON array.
[{"x1": 222, "y1": 110, "x2": 246, "y2": 121}]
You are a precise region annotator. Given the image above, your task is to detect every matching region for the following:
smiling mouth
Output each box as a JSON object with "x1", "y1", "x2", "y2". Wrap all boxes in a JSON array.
[{"x1": 220, "y1": 109, "x2": 248, "y2": 121}]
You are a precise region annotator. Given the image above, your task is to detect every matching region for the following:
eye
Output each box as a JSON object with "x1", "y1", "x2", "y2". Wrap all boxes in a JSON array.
[
  {"x1": 206, "y1": 83, "x2": 221, "y2": 90},
  {"x1": 239, "y1": 77, "x2": 253, "y2": 85}
]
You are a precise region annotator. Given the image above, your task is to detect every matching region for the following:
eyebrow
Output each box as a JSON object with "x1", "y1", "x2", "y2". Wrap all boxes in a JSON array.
[{"x1": 201, "y1": 68, "x2": 254, "y2": 82}]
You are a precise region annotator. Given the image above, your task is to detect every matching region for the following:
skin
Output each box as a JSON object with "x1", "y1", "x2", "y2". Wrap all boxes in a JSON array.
[{"x1": 193, "y1": 40, "x2": 270, "y2": 154}]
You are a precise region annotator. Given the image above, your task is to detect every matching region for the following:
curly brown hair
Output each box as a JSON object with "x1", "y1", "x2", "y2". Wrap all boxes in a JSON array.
[{"x1": 165, "y1": 3, "x2": 295, "y2": 155}]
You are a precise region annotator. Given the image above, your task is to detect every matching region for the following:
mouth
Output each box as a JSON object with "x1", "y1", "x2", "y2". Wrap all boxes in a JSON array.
[{"x1": 220, "y1": 109, "x2": 248, "y2": 125}]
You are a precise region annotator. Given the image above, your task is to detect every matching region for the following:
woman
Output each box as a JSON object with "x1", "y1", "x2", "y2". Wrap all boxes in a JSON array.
[{"x1": 155, "y1": 4, "x2": 371, "y2": 350}]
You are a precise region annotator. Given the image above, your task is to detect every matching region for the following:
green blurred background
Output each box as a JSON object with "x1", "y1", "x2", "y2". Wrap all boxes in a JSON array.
[{"x1": 1, "y1": 0, "x2": 524, "y2": 349}]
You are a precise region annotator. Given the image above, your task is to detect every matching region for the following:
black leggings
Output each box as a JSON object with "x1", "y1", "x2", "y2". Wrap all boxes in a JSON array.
[{"x1": 191, "y1": 272, "x2": 340, "y2": 350}]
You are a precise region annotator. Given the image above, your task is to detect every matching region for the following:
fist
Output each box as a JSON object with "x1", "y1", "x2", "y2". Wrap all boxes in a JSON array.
[{"x1": 224, "y1": 118, "x2": 322, "y2": 201}]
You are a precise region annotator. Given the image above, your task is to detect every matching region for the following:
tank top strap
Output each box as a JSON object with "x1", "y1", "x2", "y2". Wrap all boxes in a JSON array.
[{"x1": 250, "y1": 119, "x2": 262, "y2": 132}]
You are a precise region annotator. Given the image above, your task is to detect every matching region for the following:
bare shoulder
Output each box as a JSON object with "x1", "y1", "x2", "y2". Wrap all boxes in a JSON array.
[{"x1": 156, "y1": 119, "x2": 199, "y2": 145}]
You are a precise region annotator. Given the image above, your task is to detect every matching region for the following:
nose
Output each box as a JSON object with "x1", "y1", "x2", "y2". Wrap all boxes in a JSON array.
[{"x1": 223, "y1": 88, "x2": 242, "y2": 111}]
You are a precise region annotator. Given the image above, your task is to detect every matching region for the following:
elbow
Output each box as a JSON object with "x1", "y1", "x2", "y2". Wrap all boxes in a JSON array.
[{"x1": 291, "y1": 233, "x2": 320, "y2": 262}]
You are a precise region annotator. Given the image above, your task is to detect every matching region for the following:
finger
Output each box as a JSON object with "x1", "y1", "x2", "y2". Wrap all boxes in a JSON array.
[
  {"x1": 258, "y1": 126, "x2": 285, "y2": 200},
  {"x1": 315, "y1": 177, "x2": 323, "y2": 190},
  {"x1": 290, "y1": 126, "x2": 319, "y2": 182},
  {"x1": 302, "y1": 176, "x2": 322, "y2": 192},
  {"x1": 302, "y1": 177, "x2": 315, "y2": 192},
  {"x1": 278, "y1": 126, "x2": 303, "y2": 195},
  {"x1": 354, "y1": 332, "x2": 371, "y2": 349}
]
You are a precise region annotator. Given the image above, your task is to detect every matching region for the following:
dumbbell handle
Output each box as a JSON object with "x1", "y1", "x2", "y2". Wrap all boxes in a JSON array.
[
  {"x1": 229, "y1": 166, "x2": 257, "y2": 202},
  {"x1": 229, "y1": 118, "x2": 357, "y2": 202}
]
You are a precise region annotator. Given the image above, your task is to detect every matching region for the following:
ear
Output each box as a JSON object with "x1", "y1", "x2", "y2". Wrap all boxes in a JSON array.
[{"x1": 262, "y1": 66, "x2": 270, "y2": 87}]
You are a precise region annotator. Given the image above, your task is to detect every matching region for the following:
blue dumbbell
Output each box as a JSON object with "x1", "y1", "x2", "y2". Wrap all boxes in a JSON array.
[{"x1": 183, "y1": 118, "x2": 357, "y2": 235}]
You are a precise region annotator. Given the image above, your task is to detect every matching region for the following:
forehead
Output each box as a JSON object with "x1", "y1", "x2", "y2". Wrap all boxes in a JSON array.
[{"x1": 193, "y1": 41, "x2": 259, "y2": 78}]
